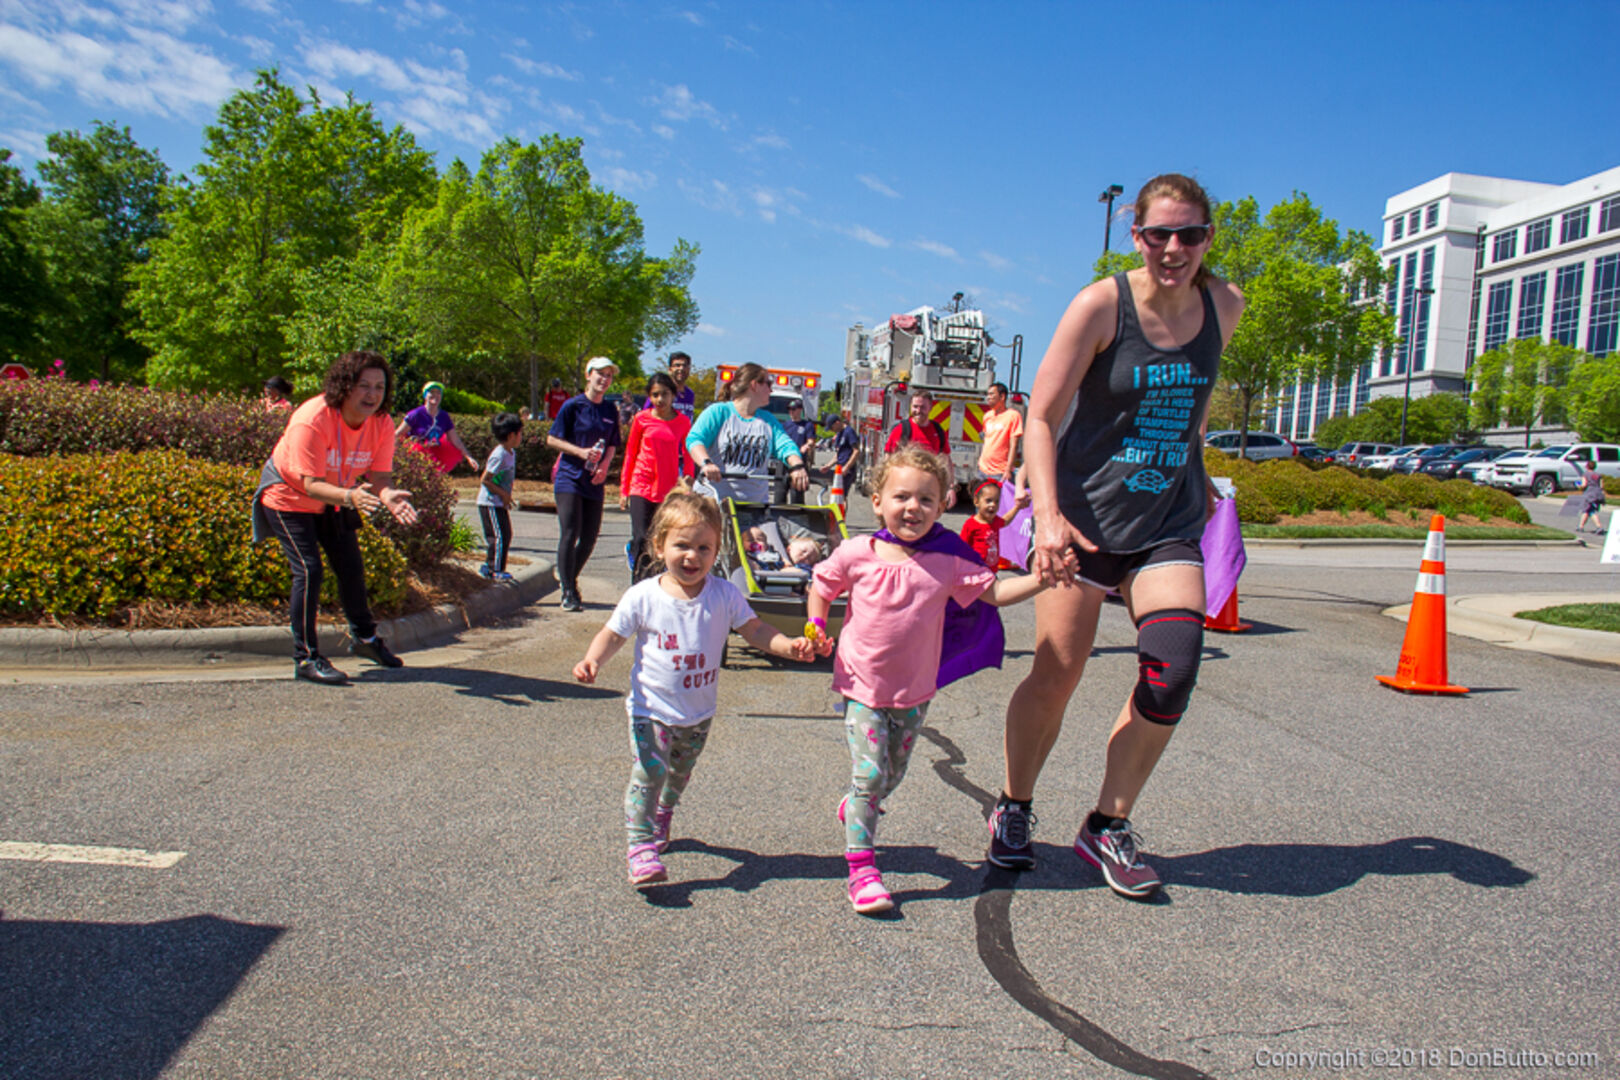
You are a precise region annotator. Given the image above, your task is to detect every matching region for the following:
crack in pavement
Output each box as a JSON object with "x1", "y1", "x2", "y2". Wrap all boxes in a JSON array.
[{"x1": 920, "y1": 725, "x2": 1216, "y2": 1080}]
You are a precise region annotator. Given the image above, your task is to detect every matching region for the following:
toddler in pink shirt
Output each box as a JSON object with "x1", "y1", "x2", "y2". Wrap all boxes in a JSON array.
[{"x1": 809, "y1": 444, "x2": 1047, "y2": 915}]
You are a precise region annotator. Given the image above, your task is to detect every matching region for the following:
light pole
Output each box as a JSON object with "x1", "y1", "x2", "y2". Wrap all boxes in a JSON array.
[
  {"x1": 1099, "y1": 184, "x2": 1124, "y2": 255},
  {"x1": 1398, "y1": 285, "x2": 1435, "y2": 446}
]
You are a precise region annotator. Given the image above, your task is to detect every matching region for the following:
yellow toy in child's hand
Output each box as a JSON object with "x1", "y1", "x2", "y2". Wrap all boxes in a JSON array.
[{"x1": 804, "y1": 616, "x2": 827, "y2": 641}]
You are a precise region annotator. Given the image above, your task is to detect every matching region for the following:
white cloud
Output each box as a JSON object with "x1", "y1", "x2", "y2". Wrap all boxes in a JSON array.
[
  {"x1": 751, "y1": 132, "x2": 789, "y2": 150},
  {"x1": 237, "y1": 34, "x2": 275, "y2": 61},
  {"x1": 857, "y1": 174, "x2": 900, "y2": 199},
  {"x1": 678, "y1": 177, "x2": 742, "y2": 216},
  {"x1": 0, "y1": 125, "x2": 48, "y2": 159},
  {"x1": 676, "y1": 10, "x2": 703, "y2": 25},
  {"x1": 0, "y1": 21, "x2": 242, "y2": 118},
  {"x1": 652, "y1": 124, "x2": 675, "y2": 140},
  {"x1": 980, "y1": 250, "x2": 1014, "y2": 272},
  {"x1": 843, "y1": 224, "x2": 891, "y2": 249},
  {"x1": 913, "y1": 239, "x2": 959, "y2": 260},
  {"x1": 503, "y1": 53, "x2": 581, "y2": 80},
  {"x1": 603, "y1": 167, "x2": 656, "y2": 193},
  {"x1": 653, "y1": 83, "x2": 724, "y2": 128},
  {"x1": 301, "y1": 39, "x2": 503, "y2": 144},
  {"x1": 722, "y1": 35, "x2": 753, "y2": 53},
  {"x1": 237, "y1": 0, "x2": 278, "y2": 14},
  {"x1": 696, "y1": 323, "x2": 727, "y2": 337}
]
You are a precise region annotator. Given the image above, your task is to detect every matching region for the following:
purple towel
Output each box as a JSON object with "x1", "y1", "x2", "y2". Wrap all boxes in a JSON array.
[
  {"x1": 996, "y1": 482, "x2": 1034, "y2": 569},
  {"x1": 1200, "y1": 497, "x2": 1246, "y2": 616},
  {"x1": 872, "y1": 524, "x2": 1006, "y2": 688}
]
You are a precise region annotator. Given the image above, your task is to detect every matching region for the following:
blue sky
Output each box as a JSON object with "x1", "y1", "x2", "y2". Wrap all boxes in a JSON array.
[{"x1": 3, "y1": 0, "x2": 1617, "y2": 389}]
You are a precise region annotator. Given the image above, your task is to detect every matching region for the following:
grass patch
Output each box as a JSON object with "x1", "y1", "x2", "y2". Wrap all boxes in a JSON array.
[
  {"x1": 1243, "y1": 524, "x2": 1573, "y2": 541},
  {"x1": 1516, "y1": 603, "x2": 1620, "y2": 633}
]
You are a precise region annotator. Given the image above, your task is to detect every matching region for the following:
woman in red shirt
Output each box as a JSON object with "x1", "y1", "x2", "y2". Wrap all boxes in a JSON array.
[
  {"x1": 618, "y1": 372, "x2": 692, "y2": 581},
  {"x1": 254, "y1": 350, "x2": 419, "y2": 685}
]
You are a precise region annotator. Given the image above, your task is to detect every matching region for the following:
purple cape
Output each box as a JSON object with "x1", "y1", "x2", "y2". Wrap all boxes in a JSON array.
[{"x1": 872, "y1": 524, "x2": 1005, "y2": 688}]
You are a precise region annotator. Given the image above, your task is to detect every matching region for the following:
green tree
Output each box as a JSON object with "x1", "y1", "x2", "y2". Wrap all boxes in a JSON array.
[
  {"x1": 1089, "y1": 250, "x2": 1142, "y2": 284},
  {"x1": 1205, "y1": 194, "x2": 1394, "y2": 454},
  {"x1": 130, "y1": 71, "x2": 436, "y2": 389},
  {"x1": 388, "y1": 137, "x2": 699, "y2": 414},
  {"x1": 1562, "y1": 352, "x2": 1620, "y2": 443},
  {"x1": 23, "y1": 122, "x2": 170, "y2": 382},
  {"x1": 0, "y1": 148, "x2": 47, "y2": 362},
  {"x1": 1469, "y1": 338, "x2": 1584, "y2": 446}
]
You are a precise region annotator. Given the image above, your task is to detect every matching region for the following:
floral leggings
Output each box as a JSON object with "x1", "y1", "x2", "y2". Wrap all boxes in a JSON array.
[
  {"x1": 625, "y1": 715, "x2": 712, "y2": 846},
  {"x1": 842, "y1": 699, "x2": 930, "y2": 853}
]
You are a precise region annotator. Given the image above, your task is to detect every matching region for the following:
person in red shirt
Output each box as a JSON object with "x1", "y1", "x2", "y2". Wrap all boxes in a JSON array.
[
  {"x1": 545, "y1": 377, "x2": 571, "y2": 421},
  {"x1": 254, "y1": 350, "x2": 419, "y2": 685},
  {"x1": 885, "y1": 390, "x2": 956, "y2": 507},
  {"x1": 618, "y1": 372, "x2": 692, "y2": 581},
  {"x1": 959, "y1": 479, "x2": 1007, "y2": 568}
]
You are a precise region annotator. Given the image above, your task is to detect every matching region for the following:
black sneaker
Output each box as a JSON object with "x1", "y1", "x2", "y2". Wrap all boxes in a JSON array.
[
  {"x1": 350, "y1": 636, "x2": 404, "y2": 668},
  {"x1": 294, "y1": 655, "x2": 348, "y2": 685},
  {"x1": 987, "y1": 800, "x2": 1037, "y2": 870},
  {"x1": 560, "y1": 587, "x2": 584, "y2": 612}
]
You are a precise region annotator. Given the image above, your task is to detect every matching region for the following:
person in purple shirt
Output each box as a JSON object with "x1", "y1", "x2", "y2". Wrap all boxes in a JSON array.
[
  {"x1": 395, "y1": 381, "x2": 479, "y2": 472},
  {"x1": 642, "y1": 351, "x2": 696, "y2": 421}
]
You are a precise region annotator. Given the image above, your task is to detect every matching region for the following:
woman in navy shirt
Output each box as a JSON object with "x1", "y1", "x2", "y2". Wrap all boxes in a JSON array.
[{"x1": 545, "y1": 356, "x2": 622, "y2": 611}]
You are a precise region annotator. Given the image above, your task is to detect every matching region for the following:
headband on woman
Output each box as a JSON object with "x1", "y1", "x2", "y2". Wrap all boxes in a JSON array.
[{"x1": 422, "y1": 381, "x2": 446, "y2": 398}]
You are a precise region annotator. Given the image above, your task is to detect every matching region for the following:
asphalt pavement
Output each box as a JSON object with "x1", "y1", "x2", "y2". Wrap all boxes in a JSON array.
[{"x1": 2, "y1": 494, "x2": 1617, "y2": 1079}]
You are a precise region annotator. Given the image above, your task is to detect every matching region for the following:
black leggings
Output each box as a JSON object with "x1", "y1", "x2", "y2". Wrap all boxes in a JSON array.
[
  {"x1": 477, "y1": 504, "x2": 512, "y2": 572},
  {"x1": 627, "y1": 495, "x2": 659, "y2": 582},
  {"x1": 264, "y1": 506, "x2": 377, "y2": 661},
  {"x1": 554, "y1": 491, "x2": 604, "y2": 591}
]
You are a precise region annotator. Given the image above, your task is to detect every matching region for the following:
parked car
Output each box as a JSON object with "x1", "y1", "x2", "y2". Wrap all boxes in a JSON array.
[
  {"x1": 1297, "y1": 445, "x2": 1333, "y2": 462},
  {"x1": 1206, "y1": 430, "x2": 1298, "y2": 460},
  {"x1": 1489, "y1": 443, "x2": 1620, "y2": 496},
  {"x1": 1475, "y1": 449, "x2": 1534, "y2": 486},
  {"x1": 1362, "y1": 445, "x2": 1428, "y2": 471},
  {"x1": 1397, "y1": 444, "x2": 1474, "y2": 474},
  {"x1": 1433, "y1": 446, "x2": 1511, "y2": 483},
  {"x1": 1330, "y1": 442, "x2": 1396, "y2": 467}
]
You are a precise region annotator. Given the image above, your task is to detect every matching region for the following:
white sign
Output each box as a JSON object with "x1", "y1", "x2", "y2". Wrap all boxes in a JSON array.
[
  {"x1": 1602, "y1": 514, "x2": 1620, "y2": 564},
  {"x1": 1211, "y1": 476, "x2": 1236, "y2": 499}
]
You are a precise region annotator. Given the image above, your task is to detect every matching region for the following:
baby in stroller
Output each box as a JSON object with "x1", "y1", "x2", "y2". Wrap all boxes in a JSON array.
[{"x1": 745, "y1": 525, "x2": 824, "y2": 574}]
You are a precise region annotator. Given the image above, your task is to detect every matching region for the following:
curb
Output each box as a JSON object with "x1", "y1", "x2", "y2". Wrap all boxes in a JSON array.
[
  {"x1": 0, "y1": 559, "x2": 557, "y2": 670},
  {"x1": 1246, "y1": 537, "x2": 1580, "y2": 549},
  {"x1": 1384, "y1": 592, "x2": 1620, "y2": 667}
]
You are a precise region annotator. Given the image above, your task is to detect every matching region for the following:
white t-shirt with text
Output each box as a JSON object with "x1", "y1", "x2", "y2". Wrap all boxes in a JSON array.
[{"x1": 605, "y1": 575, "x2": 758, "y2": 726}]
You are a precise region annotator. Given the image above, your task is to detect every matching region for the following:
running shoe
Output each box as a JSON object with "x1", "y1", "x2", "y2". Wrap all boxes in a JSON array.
[
  {"x1": 627, "y1": 842, "x2": 667, "y2": 886},
  {"x1": 560, "y1": 587, "x2": 584, "y2": 612},
  {"x1": 1074, "y1": 818, "x2": 1161, "y2": 898},
  {"x1": 294, "y1": 655, "x2": 347, "y2": 685},
  {"x1": 491, "y1": 570, "x2": 515, "y2": 583},
  {"x1": 986, "y1": 800, "x2": 1037, "y2": 870},
  {"x1": 350, "y1": 636, "x2": 403, "y2": 668},
  {"x1": 477, "y1": 563, "x2": 493, "y2": 579}
]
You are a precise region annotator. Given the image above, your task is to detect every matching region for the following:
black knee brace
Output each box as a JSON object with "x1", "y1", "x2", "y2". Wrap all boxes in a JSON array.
[{"x1": 1132, "y1": 608, "x2": 1204, "y2": 725}]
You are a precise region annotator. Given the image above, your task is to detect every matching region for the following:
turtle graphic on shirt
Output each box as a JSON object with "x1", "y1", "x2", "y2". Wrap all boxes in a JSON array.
[{"x1": 1123, "y1": 469, "x2": 1173, "y2": 495}]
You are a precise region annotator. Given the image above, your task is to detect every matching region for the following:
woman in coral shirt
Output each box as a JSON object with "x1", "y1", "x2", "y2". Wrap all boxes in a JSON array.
[
  {"x1": 619, "y1": 372, "x2": 692, "y2": 581},
  {"x1": 255, "y1": 350, "x2": 419, "y2": 685}
]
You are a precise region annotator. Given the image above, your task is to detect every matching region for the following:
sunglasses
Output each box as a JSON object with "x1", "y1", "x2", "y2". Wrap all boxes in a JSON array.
[{"x1": 1136, "y1": 224, "x2": 1212, "y2": 247}]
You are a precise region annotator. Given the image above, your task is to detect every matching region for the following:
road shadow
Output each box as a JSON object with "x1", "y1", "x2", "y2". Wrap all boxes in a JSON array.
[
  {"x1": 355, "y1": 666, "x2": 616, "y2": 706},
  {"x1": 1157, "y1": 835, "x2": 1534, "y2": 896},
  {"x1": 0, "y1": 913, "x2": 283, "y2": 1080}
]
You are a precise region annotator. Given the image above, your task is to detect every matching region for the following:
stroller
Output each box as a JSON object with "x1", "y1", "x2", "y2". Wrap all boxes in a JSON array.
[{"x1": 714, "y1": 495, "x2": 850, "y2": 650}]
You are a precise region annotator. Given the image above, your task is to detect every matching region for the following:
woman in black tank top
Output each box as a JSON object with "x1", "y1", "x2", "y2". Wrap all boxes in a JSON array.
[{"x1": 984, "y1": 175, "x2": 1248, "y2": 897}]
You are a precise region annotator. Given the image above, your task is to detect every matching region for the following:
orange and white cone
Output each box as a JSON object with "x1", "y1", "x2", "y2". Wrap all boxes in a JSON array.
[
  {"x1": 1376, "y1": 514, "x2": 1468, "y2": 695},
  {"x1": 1204, "y1": 588, "x2": 1252, "y2": 633},
  {"x1": 830, "y1": 464, "x2": 846, "y2": 517}
]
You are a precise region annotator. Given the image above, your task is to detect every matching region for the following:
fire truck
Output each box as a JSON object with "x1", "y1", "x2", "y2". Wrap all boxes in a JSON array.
[
  {"x1": 716, "y1": 364, "x2": 822, "y2": 422},
  {"x1": 839, "y1": 306, "x2": 1022, "y2": 498}
]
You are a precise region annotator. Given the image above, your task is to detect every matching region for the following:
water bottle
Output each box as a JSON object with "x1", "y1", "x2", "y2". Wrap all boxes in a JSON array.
[{"x1": 586, "y1": 438, "x2": 605, "y2": 469}]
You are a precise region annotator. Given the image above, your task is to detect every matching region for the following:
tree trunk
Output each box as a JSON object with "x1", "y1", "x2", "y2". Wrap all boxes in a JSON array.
[{"x1": 528, "y1": 354, "x2": 539, "y2": 418}]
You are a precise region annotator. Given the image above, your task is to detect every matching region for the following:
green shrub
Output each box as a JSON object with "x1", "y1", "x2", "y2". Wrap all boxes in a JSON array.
[
  {"x1": 1379, "y1": 472, "x2": 1442, "y2": 510},
  {"x1": 373, "y1": 444, "x2": 457, "y2": 571},
  {"x1": 0, "y1": 451, "x2": 407, "y2": 619},
  {"x1": 455, "y1": 413, "x2": 558, "y2": 480}
]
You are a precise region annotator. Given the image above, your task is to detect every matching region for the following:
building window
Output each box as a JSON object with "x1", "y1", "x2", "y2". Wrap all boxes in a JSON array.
[
  {"x1": 1355, "y1": 363, "x2": 1370, "y2": 411},
  {"x1": 1525, "y1": 218, "x2": 1552, "y2": 253},
  {"x1": 1492, "y1": 230, "x2": 1517, "y2": 263},
  {"x1": 1380, "y1": 259, "x2": 1399, "y2": 377},
  {"x1": 1516, "y1": 272, "x2": 1547, "y2": 339},
  {"x1": 1278, "y1": 397, "x2": 1294, "y2": 440},
  {"x1": 1412, "y1": 247, "x2": 1434, "y2": 372},
  {"x1": 1481, "y1": 281, "x2": 1513, "y2": 353},
  {"x1": 1588, "y1": 253, "x2": 1620, "y2": 358},
  {"x1": 1391, "y1": 217, "x2": 1404, "y2": 242},
  {"x1": 1549, "y1": 263, "x2": 1585, "y2": 346},
  {"x1": 1397, "y1": 252, "x2": 1419, "y2": 374},
  {"x1": 1408, "y1": 210, "x2": 1421, "y2": 233},
  {"x1": 1602, "y1": 195, "x2": 1620, "y2": 234},
  {"x1": 1425, "y1": 202, "x2": 1439, "y2": 229},
  {"x1": 1314, "y1": 376, "x2": 1332, "y2": 426},
  {"x1": 1334, "y1": 373, "x2": 1352, "y2": 415},
  {"x1": 1560, "y1": 207, "x2": 1590, "y2": 244}
]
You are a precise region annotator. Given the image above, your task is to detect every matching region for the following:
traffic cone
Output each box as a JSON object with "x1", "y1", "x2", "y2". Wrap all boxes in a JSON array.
[
  {"x1": 830, "y1": 464, "x2": 846, "y2": 518},
  {"x1": 1204, "y1": 589, "x2": 1252, "y2": 633},
  {"x1": 1376, "y1": 514, "x2": 1468, "y2": 695}
]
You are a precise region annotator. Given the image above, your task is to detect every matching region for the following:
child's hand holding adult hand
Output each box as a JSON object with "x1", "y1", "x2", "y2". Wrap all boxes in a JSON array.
[{"x1": 786, "y1": 636, "x2": 815, "y2": 662}]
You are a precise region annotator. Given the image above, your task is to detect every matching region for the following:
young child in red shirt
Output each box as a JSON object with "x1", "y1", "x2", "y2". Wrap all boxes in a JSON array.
[{"x1": 959, "y1": 479, "x2": 1007, "y2": 568}]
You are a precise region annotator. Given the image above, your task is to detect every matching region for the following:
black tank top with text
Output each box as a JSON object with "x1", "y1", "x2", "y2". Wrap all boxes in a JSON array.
[{"x1": 1054, "y1": 272, "x2": 1222, "y2": 553}]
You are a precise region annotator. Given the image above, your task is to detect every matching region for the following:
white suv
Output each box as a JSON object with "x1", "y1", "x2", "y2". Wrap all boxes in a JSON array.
[
  {"x1": 1489, "y1": 443, "x2": 1620, "y2": 496},
  {"x1": 1206, "y1": 430, "x2": 1298, "y2": 460}
]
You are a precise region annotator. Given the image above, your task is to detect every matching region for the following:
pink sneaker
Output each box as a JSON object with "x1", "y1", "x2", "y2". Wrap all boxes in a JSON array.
[
  {"x1": 846, "y1": 854, "x2": 894, "y2": 915},
  {"x1": 627, "y1": 842, "x2": 667, "y2": 886},
  {"x1": 651, "y1": 806, "x2": 675, "y2": 853}
]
